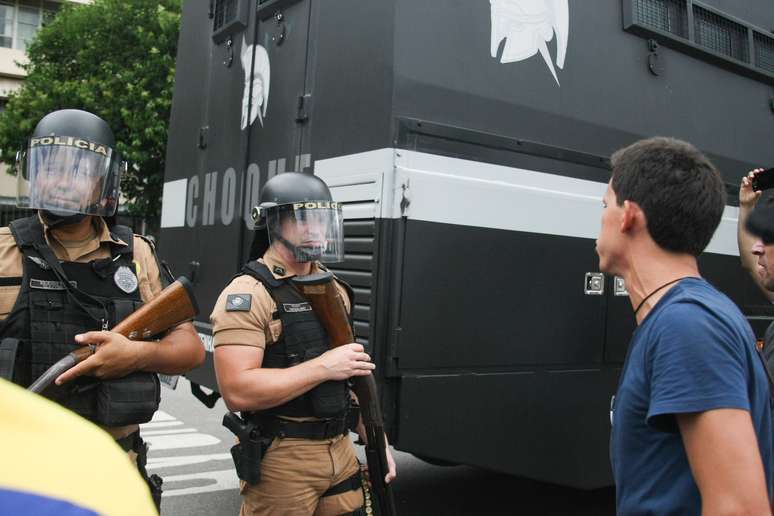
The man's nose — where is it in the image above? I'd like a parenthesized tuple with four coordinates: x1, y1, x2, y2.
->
(47, 167, 75, 181)
(752, 240, 765, 256)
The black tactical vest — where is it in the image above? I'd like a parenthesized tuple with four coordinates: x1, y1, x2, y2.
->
(240, 261, 352, 419)
(0, 215, 159, 425)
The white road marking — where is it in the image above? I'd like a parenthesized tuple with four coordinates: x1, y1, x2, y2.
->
(146, 433, 221, 451)
(148, 410, 176, 422)
(141, 428, 198, 436)
(145, 410, 238, 496)
(161, 469, 240, 497)
(141, 421, 185, 429)
(146, 453, 232, 470)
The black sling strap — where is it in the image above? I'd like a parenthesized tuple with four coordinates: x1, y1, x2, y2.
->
(322, 470, 363, 498)
(30, 241, 107, 326)
(241, 261, 283, 288)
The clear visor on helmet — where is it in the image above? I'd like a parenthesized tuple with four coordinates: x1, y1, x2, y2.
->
(16, 135, 124, 217)
(266, 201, 344, 263)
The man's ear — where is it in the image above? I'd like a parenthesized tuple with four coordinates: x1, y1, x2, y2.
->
(620, 200, 645, 232)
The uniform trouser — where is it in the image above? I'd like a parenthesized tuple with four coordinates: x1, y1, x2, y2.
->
(240, 433, 364, 516)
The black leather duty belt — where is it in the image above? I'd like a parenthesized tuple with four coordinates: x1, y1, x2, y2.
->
(259, 416, 350, 440)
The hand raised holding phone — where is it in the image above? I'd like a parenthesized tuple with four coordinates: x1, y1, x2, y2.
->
(751, 167, 774, 192)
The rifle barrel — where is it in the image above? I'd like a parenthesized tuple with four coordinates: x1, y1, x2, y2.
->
(291, 273, 397, 516)
(27, 348, 90, 394)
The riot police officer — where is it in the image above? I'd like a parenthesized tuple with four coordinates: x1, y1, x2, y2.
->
(212, 172, 396, 516)
(0, 109, 204, 510)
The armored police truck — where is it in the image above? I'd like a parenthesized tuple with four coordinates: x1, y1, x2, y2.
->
(159, 0, 774, 488)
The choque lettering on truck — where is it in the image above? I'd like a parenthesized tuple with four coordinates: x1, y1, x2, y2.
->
(159, 0, 774, 488)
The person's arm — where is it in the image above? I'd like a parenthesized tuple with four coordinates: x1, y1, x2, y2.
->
(214, 342, 374, 412)
(738, 169, 774, 301)
(54, 322, 204, 384)
(54, 237, 205, 384)
(678, 409, 771, 516)
(649, 305, 771, 514)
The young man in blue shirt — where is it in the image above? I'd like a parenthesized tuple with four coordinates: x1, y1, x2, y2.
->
(597, 137, 773, 515)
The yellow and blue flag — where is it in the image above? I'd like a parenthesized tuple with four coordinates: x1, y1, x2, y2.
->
(0, 379, 156, 515)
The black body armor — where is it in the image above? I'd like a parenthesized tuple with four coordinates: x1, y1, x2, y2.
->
(0, 215, 159, 425)
(240, 261, 352, 419)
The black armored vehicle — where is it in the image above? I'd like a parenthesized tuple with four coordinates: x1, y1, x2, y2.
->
(159, 0, 774, 488)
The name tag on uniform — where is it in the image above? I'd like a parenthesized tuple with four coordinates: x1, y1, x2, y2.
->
(282, 302, 312, 313)
(226, 294, 252, 311)
(30, 279, 77, 290)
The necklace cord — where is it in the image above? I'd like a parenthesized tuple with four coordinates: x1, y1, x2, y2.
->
(633, 277, 693, 316)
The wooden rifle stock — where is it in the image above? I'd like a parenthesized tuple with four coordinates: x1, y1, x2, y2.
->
(28, 277, 199, 394)
(291, 272, 397, 516)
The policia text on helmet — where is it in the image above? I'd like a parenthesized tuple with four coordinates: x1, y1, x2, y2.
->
(250, 172, 344, 264)
(15, 109, 127, 228)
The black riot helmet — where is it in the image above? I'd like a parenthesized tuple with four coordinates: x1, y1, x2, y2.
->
(16, 109, 126, 226)
(250, 172, 344, 263)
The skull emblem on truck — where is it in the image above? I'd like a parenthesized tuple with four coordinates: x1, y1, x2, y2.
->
(241, 36, 271, 129)
(490, 0, 569, 86)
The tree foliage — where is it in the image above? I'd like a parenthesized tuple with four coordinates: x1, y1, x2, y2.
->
(0, 0, 181, 221)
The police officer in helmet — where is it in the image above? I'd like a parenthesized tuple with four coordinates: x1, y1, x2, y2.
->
(212, 172, 396, 516)
(0, 109, 205, 510)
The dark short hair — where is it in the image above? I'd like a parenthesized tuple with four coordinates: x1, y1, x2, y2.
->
(611, 137, 725, 256)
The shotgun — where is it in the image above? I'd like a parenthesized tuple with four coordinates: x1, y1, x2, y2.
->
(291, 272, 397, 516)
(28, 277, 199, 394)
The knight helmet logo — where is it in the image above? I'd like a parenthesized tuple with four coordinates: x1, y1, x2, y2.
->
(241, 35, 271, 129)
(490, 0, 570, 86)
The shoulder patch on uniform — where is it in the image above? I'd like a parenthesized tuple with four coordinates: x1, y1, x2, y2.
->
(226, 294, 252, 311)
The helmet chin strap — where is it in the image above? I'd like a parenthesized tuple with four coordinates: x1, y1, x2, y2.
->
(40, 210, 88, 229)
(274, 233, 323, 263)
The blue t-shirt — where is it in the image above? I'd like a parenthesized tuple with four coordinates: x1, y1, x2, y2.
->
(611, 278, 773, 515)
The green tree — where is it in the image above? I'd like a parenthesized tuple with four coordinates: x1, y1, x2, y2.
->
(0, 0, 181, 222)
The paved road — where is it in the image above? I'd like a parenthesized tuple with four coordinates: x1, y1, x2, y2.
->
(149, 377, 615, 516)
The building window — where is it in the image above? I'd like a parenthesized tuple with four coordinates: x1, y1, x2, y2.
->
(0, 4, 14, 48)
(0, 0, 60, 51)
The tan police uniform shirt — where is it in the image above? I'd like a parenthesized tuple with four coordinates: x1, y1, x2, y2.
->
(0, 214, 165, 439)
(210, 248, 350, 350)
